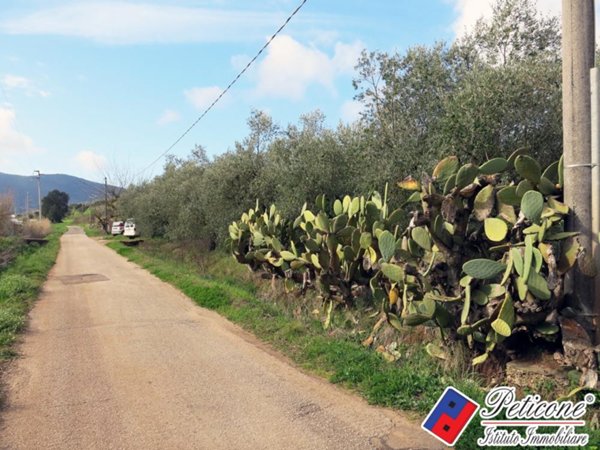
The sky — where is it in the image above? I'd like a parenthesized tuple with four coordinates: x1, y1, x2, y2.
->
(0, 0, 564, 183)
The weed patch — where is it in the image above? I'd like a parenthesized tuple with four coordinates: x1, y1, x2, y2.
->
(0, 224, 65, 359)
(0, 275, 36, 299)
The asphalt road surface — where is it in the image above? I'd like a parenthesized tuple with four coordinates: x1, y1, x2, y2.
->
(0, 227, 442, 449)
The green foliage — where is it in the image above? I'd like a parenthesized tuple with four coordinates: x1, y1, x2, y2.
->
(0, 223, 65, 358)
(382, 152, 584, 365)
(462, 0, 560, 66)
(42, 190, 69, 223)
(118, 113, 367, 244)
(0, 275, 36, 299)
(115, 0, 578, 367)
(353, 0, 561, 171)
(230, 151, 590, 366)
(463, 259, 506, 279)
(228, 190, 403, 304)
(118, 1, 563, 262)
(0, 309, 24, 335)
(228, 201, 292, 276)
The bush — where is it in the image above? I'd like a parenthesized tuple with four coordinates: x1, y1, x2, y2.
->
(70, 208, 93, 225)
(23, 218, 52, 238)
(0, 194, 14, 237)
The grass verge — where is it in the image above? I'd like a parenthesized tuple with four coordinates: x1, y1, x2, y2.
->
(105, 240, 599, 450)
(0, 223, 66, 359)
(82, 223, 104, 237)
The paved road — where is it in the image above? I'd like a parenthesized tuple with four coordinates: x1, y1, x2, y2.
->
(0, 227, 441, 449)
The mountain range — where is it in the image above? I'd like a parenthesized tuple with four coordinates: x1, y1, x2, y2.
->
(0, 172, 108, 214)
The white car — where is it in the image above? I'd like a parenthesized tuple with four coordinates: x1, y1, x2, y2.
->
(124, 219, 139, 238)
(111, 221, 124, 235)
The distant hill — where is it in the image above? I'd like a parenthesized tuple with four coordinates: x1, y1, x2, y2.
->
(0, 172, 110, 214)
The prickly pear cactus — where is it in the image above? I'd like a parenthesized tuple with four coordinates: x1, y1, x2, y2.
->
(228, 151, 594, 367)
(390, 150, 593, 365)
(227, 201, 296, 277)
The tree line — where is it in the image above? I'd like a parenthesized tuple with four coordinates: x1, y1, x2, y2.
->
(117, 0, 562, 247)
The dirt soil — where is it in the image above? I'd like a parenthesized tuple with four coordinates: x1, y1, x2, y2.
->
(0, 227, 442, 449)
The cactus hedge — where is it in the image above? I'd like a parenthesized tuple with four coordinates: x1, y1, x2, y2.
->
(227, 151, 594, 365)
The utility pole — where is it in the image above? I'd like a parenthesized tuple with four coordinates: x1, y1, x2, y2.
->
(562, 0, 596, 341)
(33, 170, 41, 220)
(104, 176, 108, 234)
(592, 68, 600, 345)
(25, 191, 29, 219)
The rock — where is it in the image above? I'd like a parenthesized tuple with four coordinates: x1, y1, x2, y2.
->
(505, 354, 570, 395)
(559, 317, 599, 383)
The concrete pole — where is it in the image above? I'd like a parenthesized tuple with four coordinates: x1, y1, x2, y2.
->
(592, 68, 600, 344)
(104, 176, 109, 234)
(34, 170, 41, 220)
(562, 0, 596, 338)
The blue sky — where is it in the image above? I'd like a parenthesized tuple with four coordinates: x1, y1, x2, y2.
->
(0, 0, 561, 182)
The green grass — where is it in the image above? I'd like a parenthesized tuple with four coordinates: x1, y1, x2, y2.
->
(82, 223, 104, 237)
(0, 223, 66, 359)
(105, 240, 600, 450)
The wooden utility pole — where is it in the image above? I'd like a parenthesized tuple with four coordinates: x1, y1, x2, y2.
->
(562, 0, 596, 341)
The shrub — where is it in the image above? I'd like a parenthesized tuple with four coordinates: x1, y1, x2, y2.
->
(23, 218, 52, 238)
(0, 194, 14, 237)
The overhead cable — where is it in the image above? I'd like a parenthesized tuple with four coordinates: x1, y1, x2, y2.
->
(136, 0, 309, 176)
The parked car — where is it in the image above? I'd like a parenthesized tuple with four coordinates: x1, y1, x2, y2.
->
(111, 220, 124, 235)
(123, 219, 139, 238)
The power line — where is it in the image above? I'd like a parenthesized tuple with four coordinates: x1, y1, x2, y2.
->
(71, 177, 107, 199)
(136, 0, 309, 177)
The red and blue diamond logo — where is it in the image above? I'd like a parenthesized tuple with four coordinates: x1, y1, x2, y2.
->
(421, 386, 480, 446)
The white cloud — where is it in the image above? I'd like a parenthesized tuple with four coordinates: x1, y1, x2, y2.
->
(2, 74, 30, 89)
(254, 35, 364, 100)
(332, 41, 364, 74)
(340, 100, 363, 123)
(0, 106, 42, 169)
(184, 86, 224, 111)
(448, 0, 561, 36)
(156, 109, 181, 126)
(1, 74, 50, 97)
(75, 150, 107, 172)
(230, 54, 251, 72)
(306, 29, 341, 47)
(0, 2, 291, 45)
(448, 0, 492, 35)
